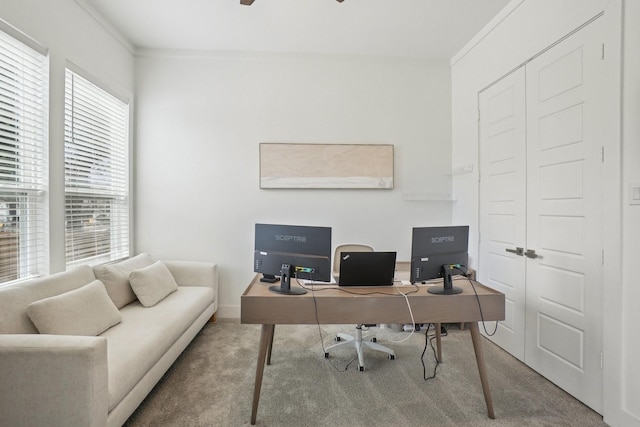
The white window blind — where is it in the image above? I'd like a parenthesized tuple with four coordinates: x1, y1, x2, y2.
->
(64, 69, 129, 267)
(0, 29, 47, 285)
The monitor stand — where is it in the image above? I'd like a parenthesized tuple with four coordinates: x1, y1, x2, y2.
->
(428, 265, 463, 295)
(268, 264, 307, 295)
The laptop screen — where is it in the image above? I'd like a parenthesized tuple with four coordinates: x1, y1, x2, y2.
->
(338, 252, 397, 286)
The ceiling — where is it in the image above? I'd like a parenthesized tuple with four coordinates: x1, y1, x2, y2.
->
(82, 0, 512, 60)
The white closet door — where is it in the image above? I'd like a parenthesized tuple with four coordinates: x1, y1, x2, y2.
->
(525, 19, 604, 412)
(478, 18, 605, 412)
(478, 68, 527, 361)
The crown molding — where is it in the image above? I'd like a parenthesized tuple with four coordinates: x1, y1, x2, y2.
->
(74, 0, 136, 54)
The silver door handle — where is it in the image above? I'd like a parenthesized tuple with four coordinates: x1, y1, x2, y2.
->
(505, 247, 524, 256)
(525, 249, 540, 259)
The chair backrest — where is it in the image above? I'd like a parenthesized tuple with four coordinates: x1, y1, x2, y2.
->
(333, 243, 374, 277)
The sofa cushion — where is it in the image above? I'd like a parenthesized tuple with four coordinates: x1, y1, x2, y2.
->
(93, 253, 154, 308)
(129, 261, 178, 307)
(0, 265, 97, 334)
(26, 280, 122, 336)
(101, 286, 214, 411)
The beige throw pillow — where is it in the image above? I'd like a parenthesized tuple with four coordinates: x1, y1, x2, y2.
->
(129, 261, 178, 307)
(26, 280, 122, 336)
(93, 253, 154, 308)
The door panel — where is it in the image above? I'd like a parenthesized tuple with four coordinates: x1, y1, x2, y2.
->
(478, 19, 604, 413)
(525, 20, 603, 412)
(478, 68, 527, 361)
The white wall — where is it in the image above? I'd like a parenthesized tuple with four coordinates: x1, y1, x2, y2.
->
(451, 0, 639, 425)
(0, 0, 135, 273)
(620, 1, 640, 425)
(134, 52, 454, 317)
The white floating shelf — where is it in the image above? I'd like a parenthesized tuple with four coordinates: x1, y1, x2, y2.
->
(402, 192, 457, 201)
(449, 163, 474, 176)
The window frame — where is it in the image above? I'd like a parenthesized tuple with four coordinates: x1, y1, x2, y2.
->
(0, 25, 48, 286)
(64, 65, 130, 268)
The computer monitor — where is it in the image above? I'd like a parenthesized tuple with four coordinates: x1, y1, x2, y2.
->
(254, 223, 332, 295)
(410, 225, 469, 294)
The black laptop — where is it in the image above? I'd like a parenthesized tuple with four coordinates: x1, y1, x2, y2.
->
(338, 251, 397, 287)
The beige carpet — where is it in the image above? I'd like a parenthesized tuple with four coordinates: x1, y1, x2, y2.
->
(124, 320, 606, 427)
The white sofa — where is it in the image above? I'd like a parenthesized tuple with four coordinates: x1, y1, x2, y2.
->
(0, 253, 217, 427)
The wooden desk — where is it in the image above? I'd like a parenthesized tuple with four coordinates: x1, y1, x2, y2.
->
(241, 275, 505, 425)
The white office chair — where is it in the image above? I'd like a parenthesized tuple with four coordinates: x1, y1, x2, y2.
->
(324, 243, 396, 371)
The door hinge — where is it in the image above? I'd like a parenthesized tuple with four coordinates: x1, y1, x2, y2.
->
(601, 43, 605, 60)
(601, 146, 605, 163)
(601, 249, 605, 265)
(600, 351, 604, 369)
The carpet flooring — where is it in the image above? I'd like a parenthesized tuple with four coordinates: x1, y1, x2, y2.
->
(123, 320, 607, 427)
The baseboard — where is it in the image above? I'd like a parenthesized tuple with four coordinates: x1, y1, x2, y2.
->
(216, 304, 240, 320)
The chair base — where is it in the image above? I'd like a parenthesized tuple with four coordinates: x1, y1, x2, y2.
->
(324, 325, 395, 371)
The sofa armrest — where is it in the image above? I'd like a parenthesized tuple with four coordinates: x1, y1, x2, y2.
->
(164, 261, 218, 313)
(163, 260, 217, 288)
(0, 334, 108, 427)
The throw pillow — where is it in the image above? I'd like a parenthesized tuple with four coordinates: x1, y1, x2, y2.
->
(93, 253, 154, 308)
(26, 280, 122, 336)
(129, 261, 178, 307)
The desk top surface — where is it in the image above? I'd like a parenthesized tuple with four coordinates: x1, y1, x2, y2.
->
(241, 274, 505, 325)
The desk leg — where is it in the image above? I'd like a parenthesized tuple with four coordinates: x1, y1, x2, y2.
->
(267, 325, 275, 365)
(469, 322, 495, 419)
(251, 324, 275, 425)
(435, 323, 442, 362)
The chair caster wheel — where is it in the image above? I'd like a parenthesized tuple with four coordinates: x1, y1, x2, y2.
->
(324, 352, 329, 359)
(371, 337, 377, 343)
(359, 365, 365, 372)
(336, 336, 342, 342)
(388, 354, 395, 360)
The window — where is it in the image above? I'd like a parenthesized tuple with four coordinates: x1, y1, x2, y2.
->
(64, 68, 129, 267)
(0, 29, 47, 285)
